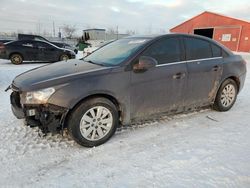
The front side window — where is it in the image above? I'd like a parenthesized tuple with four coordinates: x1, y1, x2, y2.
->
(184, 37, 212, 60)
(142, 37, 182, 64)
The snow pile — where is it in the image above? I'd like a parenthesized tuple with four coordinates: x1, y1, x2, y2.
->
(0, 55, 250, 187)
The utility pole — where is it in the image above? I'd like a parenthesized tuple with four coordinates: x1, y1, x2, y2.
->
(53, 21, 55, 37)
(38, 20, 41, 35)
(58, 27, 62, 39)
(116, 25, 118, 39)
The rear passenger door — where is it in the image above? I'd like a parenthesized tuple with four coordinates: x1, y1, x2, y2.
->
(184, 37, 223, 107)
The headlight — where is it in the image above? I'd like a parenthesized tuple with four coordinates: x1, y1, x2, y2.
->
(21, 87, 55, 104)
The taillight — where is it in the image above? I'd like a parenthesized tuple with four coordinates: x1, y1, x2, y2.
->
(0, 43, 5, 50)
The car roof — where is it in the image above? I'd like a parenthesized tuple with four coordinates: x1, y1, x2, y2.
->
(124, 33, 232, 54)
(124, 34, 162, 39)
(125, 33, 214, 40)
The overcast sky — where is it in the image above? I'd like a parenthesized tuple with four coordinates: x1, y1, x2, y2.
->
(0, 0, 249, 36)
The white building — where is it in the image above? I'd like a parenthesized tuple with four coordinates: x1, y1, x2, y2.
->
(83, 28, 129, 41)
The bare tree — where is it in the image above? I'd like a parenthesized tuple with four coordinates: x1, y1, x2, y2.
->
(126, 30, 136, 35)
(158, 28, 166, 34)
(145, 24, 152, 34)
(62, 24, 76, 39)
(106, 27, 116, 34)
(42, 30, 51, 37)
(10, 32, 17, 37)
(17, 29, 24, 34)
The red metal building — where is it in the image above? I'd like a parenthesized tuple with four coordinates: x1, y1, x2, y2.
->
(170, 11, 250, 52)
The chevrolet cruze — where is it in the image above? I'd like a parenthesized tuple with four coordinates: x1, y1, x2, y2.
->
(8, 34, 247, 147)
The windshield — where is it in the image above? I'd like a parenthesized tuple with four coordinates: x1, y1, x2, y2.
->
(84, 38, 149, 66)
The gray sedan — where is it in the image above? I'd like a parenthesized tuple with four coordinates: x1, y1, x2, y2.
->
(8, 34, 247, 147)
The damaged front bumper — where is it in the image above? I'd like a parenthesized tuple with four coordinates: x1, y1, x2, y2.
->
(10, 91, 69, 133)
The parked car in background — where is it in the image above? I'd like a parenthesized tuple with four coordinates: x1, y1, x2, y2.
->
(18, 34, 78, 54)
(0, 39, 12, 43)
(0, 39, 75, 64)
(0, 34, 78, 54)
(8, 34, 246, 147)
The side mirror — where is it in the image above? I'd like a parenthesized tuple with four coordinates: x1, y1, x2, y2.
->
(133, 56, 157, 73)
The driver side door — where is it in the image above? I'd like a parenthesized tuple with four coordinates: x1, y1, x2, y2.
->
(130, 36, 188, 120)
(34, 41, 58, 62)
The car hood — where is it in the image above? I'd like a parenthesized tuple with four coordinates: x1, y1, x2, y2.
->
(12, 59, 112, 91)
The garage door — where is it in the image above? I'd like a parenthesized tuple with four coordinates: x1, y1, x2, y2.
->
(213, 26, 241, 51)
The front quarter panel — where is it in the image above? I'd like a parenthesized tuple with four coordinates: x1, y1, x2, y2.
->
(48, 67, 130, 123)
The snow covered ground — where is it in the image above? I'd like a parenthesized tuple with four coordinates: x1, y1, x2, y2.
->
(0, 54, 250, 187)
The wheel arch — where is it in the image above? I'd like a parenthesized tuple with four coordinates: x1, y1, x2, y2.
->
(9, 52, 24, 60)
(213, 76, 239, 111)
(220, 76, 240, 93)
(212, 75, 240, 104)
(64, 93, 123, 128)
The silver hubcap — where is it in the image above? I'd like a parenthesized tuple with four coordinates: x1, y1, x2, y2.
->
(220, 84, 236, 107)
(80, 106, 113, 141)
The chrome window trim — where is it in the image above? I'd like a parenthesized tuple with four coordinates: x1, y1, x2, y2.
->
(156, 57, 223, 67)
(156, 61, 186, 67)
(186, 57, 223, 63)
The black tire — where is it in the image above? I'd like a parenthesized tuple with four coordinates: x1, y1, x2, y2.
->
(59, 54, 69, 61)
(67, 97, 119, 147)
(10, 53, 23, 65)
(213, 78, 238, 111)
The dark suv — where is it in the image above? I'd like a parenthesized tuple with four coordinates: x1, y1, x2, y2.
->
(8, 34, 247, 147)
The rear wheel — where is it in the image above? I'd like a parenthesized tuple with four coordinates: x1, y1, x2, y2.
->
(59, 54, 69, 61)
(213, 79, 238, 111)
(67, 97, 119, 147)
(10, 53, 23, 65)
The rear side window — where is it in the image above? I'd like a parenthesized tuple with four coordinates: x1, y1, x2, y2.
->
(142, 37, 182, 64)
(184, 37, 212, 60)
(211, 43, 222, 57)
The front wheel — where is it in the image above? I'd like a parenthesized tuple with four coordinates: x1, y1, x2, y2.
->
(59, 54, 69, 61)
(213, 79, 238, 111)
(67, 97, 119, 147)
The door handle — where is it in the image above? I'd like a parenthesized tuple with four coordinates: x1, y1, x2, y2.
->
(212, 65, 219, 71)
(173, 72, 185, 79)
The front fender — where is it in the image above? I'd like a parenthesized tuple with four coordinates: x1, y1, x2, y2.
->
(48, 70, 131, 125)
